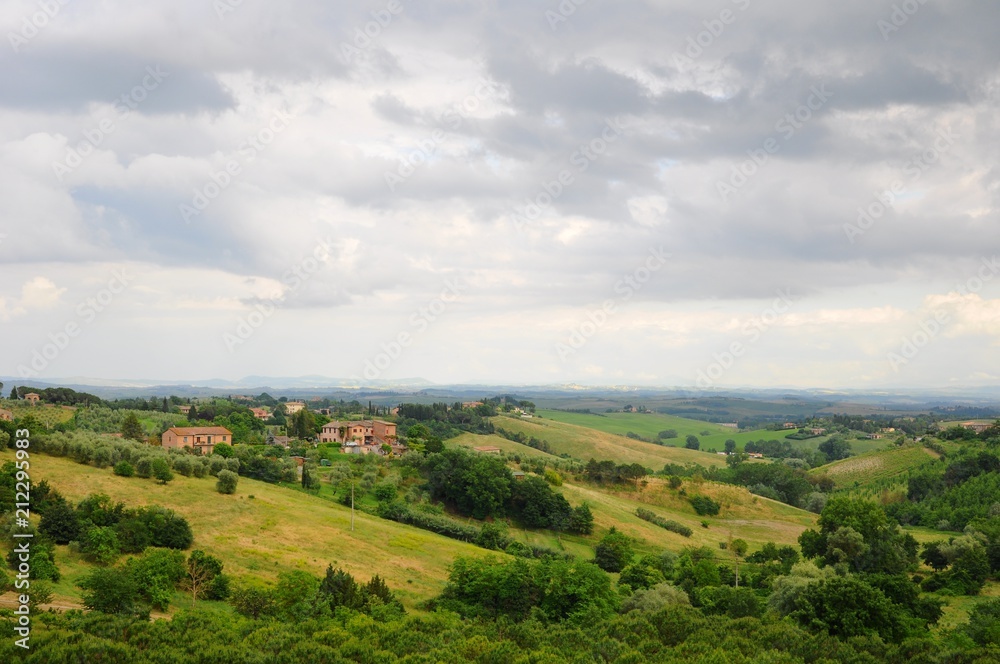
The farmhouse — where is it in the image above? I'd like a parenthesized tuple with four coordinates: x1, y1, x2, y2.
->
(24, 392, 40, 404)
(284, 401, 306, 414)
(0, 409, 12, 422)
(177, 405, 192, 415)
(719, 423, 739, 429)
(250, 407, 270, 420)
(473, 446, 502, 454)
(319, 420, 397, 445)
(162, 426, 232, 455)
(867, 433, 884, 440)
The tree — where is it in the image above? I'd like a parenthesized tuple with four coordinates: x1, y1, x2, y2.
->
(966, 597, 1000, 646)
(819, 437, 852, 462)
(569, 503, 594, 535)
(685, 435, 700, 450)
(216, 470, 238, 494)
(730, 538, 748, 587)
(121, 412, 144, 442)
(183, 550, 224, 604)
(78, 568, 144, 617)
(39, 497, 80, 545)
(151, 457, 174, 484)
(81, 526, 121, 566)
(594, 527, 634, 573)
(724, 439, 737, 455)
(790, 576, 912, 643)
(10, 386, 17, 399)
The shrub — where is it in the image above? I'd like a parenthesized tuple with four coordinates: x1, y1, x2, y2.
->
(209, 457, 227, 476)
(135, 457, 153, 478)
(689, 496, 721, 516)
(152, 458, 174, 484)
(594, 527, 634, 573)
(635, 508, 693, 537)
(216, 470, 239, 495)
(172, 456, 193, 477)
(113, 461, 135, 477)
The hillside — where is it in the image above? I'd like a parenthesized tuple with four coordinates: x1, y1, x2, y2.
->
(811, 444, 938, 491)
(0, 449, 491, 611)
(490, 414, 732, 469)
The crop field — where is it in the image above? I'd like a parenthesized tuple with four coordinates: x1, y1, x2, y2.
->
(811, 444, 938, 491)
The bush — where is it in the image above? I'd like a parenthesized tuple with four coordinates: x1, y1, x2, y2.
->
(372, 481, 397, 502)
(594, 527, 634, 573)
(173, 456, 193, 477)
(152, 457, 173, 484)
(216, 470, 239, 495)
(689, 496, 721, 516)
(209, 457, 227, 476)
(135, 457, 153, 478)
(78, 568, 147, 618)
(635, 508, 693, 537)
(113, 461, 135, 477)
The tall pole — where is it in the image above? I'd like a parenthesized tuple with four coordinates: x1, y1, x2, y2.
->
(351, 481, 355, 532)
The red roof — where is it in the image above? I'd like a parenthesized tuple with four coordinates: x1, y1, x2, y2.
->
(166, 427, 232, 436)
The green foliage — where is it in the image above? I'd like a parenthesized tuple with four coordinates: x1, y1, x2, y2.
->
(438, 555, 618, 623)
(113, 460, 135, 477)
(635, 507, 693, 537)
(216, 469, 238, 494)
(798, 496, 917, 574)
(124, 548, 186, 611)
(78, 567, 147, 618)
(689, 495, 720, 516)
(569, 503, 594, 535)
(685, 434, 700, 450)
(39, 496, 80, 544)
(80, 525, 121, 566)
(790, 576, 919, 643)
(594, 527, 634, 573)
(966, 597, 1000, 646)
(425, 447, 512, 519)
(151, 457, 174, 484)
(619, 558, 665, 591)
(120, 412, 144, 441)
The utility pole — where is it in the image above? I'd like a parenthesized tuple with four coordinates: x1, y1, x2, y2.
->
(351, 481, 355, 532)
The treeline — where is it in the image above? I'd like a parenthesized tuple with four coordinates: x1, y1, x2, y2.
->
(396, 402, 495, 439)
(583, 458, 649, 484)
(6, 386, 104, 406)
(494, 426, 553, 453)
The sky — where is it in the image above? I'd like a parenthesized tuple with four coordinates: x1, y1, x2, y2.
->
(1, 0, 998, 389)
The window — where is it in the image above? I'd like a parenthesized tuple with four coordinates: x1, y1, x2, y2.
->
(183, 436, 188, 443)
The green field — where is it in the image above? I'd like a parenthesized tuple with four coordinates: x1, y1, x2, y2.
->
(492, 414, 731, 469)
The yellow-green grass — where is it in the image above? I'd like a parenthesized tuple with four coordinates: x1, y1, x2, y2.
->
(934, 581, 1000, 634)
(810, 445, 937, 490)
(490, 415, 730, 469)
(450, 432, 563, 460)
(0, 450, 494, 611)
(502, 475, 817, 563)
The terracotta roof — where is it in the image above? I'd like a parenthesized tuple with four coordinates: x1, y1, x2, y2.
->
(166, 426, 233, 435)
